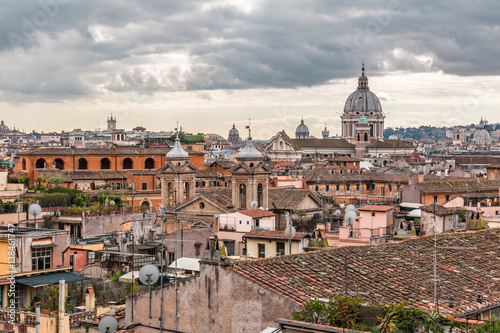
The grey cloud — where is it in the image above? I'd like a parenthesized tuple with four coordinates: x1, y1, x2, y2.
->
(0, 0, 499, 101)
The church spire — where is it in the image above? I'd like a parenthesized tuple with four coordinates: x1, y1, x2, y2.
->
(358, 63, 369, 90)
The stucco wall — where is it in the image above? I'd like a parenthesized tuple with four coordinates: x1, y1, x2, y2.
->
(125, 263, 300, 332)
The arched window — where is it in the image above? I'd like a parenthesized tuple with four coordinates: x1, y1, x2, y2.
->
(21, 159, 26, 170)
(77, 158, 88, 170)
(257, 183, 263, 208)
(167, 182, 174, 205)
(35, 158, 46, 169)
(184, 182, 190, 201)
(144, 158, 155, 169)
(357, 133, 360, 141)
(123, 158, 133, 169)
(140, 200, 150, 212)
(54, 158, 64, 170)
(239, 184, 246, 209)
(364, 132, 368, 141)
(100, 158, 111, 170)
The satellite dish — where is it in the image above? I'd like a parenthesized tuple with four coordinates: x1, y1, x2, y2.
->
(29, 204, 42, 217)
(98, 315, 118, 333)
(344, 211, 357, 225)
(139, 264, 160, 285)
(284, 226, 296, 239)
(334, 210, 341, 217)
(250, 201, 258, 209)
(345, 204, 356, 213)
(109, 200, 115, 206)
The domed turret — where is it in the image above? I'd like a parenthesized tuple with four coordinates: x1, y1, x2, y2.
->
(166, 134, 189, 159)
(295, 118, 310, 139)
(359, 115, 368, 123)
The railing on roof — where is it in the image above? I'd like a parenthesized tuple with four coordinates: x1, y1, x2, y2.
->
(69, 310, 96, 327)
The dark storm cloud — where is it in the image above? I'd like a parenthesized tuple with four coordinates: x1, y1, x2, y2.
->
(0, 0, 498, 100)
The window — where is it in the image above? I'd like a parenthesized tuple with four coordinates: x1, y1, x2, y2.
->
(100, 158, 111, 170)
(490, 307, 500, 318)
(247, 221, 249, 225)
(123, 158, 133, 169)
(77, 158, 88, 170)
(389, 184, 393, 191)
(223, 240, 235, 256)
(168, 252, 175, 265)
(36, 158, 47, 169)
(356, 184, 360, 191)
(142, 182, 148, 191)
(255, 218, 260, 229)
(315, 185, 319, 192)
(381, 187, 385, 196)
(54, 158, 64, 170)
(277, 242, 285, 256)
(199, 202, 205, 209)
(397, 185, 401, 191)
(258, 244, 266, 258)
(326, 185, 329, 192)
(445, 195, 450, 202)
(336, 185, 340, 192)
(32, 247, 52, 270)
(346, 185, 350, 191)
(434, 196, 438, 203)
(144, 158, 155, 169)
(372, 184, 375, 190)
(239, 220, 242, 225)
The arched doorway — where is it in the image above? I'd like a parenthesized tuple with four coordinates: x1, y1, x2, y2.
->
(140, 200, 151, 212)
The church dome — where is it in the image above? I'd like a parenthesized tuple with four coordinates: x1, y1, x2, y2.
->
(295, 119, 310, 139)
(0, 120, 10, 133)
(358, 116, 368, 123)
(473, 119, 491, 143)
(343, 65, 382, 114)
(228, 124, 241, 142)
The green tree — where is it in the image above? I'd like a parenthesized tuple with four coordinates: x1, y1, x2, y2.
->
(48, 175, 64, 187)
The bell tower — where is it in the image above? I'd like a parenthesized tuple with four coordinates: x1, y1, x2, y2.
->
(107, 114, 117, 131)
(230, 122, 271, 210)
(157, 134, 197, 207)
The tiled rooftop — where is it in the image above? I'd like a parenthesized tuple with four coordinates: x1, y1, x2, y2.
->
(229, 229, 500, 317)
(243, 229, 308, 241)
(414, 180, 500, 193)
(238, 209, 276, 218)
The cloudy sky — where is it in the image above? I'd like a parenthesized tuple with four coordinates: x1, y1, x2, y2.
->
(1, 0, 499, 139)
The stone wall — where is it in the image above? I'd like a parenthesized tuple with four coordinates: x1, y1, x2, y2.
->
(125, 262, 300, 332)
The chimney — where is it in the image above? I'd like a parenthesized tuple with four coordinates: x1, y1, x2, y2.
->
(85, 287, 95, 311)
(418, 172, 424, 183)
(109, 301, 117, 316)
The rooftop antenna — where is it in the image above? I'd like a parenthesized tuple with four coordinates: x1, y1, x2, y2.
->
(245, 118, 251, 140)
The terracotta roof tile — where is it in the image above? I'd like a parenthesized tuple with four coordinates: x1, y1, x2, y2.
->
(238, 209, 276, 218)
(229, 229, 500, 317)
